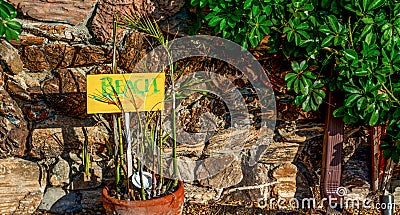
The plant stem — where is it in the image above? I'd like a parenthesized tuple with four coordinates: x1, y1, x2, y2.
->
(381, 82, 400, 106)
(112, 16, 118, 74)
(124, 112, 132, 193)
(113, 115, 121, 195)
(138, 159, 146, 200)
(82, 127, 90, 178)
(117, 117, 125, 169)
(164, 44, 179, 187)
(111, 16, 122, 197)
(151, 112, 160, 197)
(348, 16, 354, 48)
(157, 114, 164, 195)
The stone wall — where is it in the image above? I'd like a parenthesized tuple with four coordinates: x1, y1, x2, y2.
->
(0, 0, 372, 213)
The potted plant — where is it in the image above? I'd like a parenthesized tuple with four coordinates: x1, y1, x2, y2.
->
(191, 0, 400, 213)
(87, 15, 190, 215)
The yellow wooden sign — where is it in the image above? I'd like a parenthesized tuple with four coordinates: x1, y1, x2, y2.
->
(86, 73, 165, 114)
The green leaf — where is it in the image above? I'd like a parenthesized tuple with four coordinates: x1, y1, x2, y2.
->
(244, 0, 252, 9)
(313, 80, 324, 88)
(0, 4, 11, 20)
(248, 34, 259, 48)
(362, 18, 374, 24)
(309, 16, 319, 27)
(222, 30, 231, 38)
(302, 96, 311, 112)
(300, 76, 310, 95)
(309, 95, 318, 111)
(252, 5, 260, 17)
(365, 32, 374, 44)
(345, 3, 359, 12)
(303, 71, 316, 79)
(284, 73, 297, 82)
(383, 149, 392, 159)
(319, 25, 331, 34)
(297, 30, 310, 40)
(264, 5, 272, 16)
(368, 0, 385, 11)
(376, 93, 388, 101)
(321, 35, 334, 47)
(287, 31, 294, 42)
(343, 84, 361, 93)
(294, 95, 305, 105)
(208, 16, 222, 27)
(6, 20, 21, 31)
(333, 106, 345, 117)
(321, 0, 330, 8)
(381, 23, 391, 32)
(345, 94, 361, 107)
(294, 78, 300, 94)
(362, 0, 370, 11)
(314, 89, 326, 98)
(343, 49, 358, 60)
(327, 15, 339, 32)
(296, 23, 310, 30)
(312, 92, 323, 106)
(357, 97, 367, 110)
(365, 104, 375, 113)
(294, 34, 301, 45)
(360, 25, 373, 39)
(303, 4, 314, 11)
(2, 1, 16, 18)
(392, 150, 400, 163)
(227, 18, 236, 28)
(286, 76, 296, 90)
(220, 19, 227, 30)
(205, 11, 217, 21)
(380, 101, 389, 111)
(190, 0, 200, 6)
(299, 60, 307, 70)
(380, 141, 391, 150)
(4, 28, 18, 41)
(394, 109, 400, 118)
(200, 0, 207, 7)
(260, 25, 270, 35)
(369, 108, 379, 126)
(283, 27, 292, 34)
(291, 61, 300, 72)
(354, 69, 368, 76)
(0, 22, 5, 36)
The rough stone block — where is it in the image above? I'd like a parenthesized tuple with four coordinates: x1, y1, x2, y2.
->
(9, 0, 97, 25)
(0, 40, 23, 75)
(272, 163, 298, 199)
(259, 141, 300, 164)
(50, 157, 71, 187)
(0, 158, 45, 214)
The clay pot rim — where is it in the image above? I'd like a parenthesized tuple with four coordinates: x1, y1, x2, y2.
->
(102, 180, 184, 207)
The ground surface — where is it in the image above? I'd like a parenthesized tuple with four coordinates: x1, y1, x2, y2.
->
(33, 202, 400, 214)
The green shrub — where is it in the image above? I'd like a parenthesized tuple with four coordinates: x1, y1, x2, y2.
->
(192, 0, 400, 162)
(0, 0, 21, 41)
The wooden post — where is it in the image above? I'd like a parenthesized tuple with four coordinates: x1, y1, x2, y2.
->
(370, 126, 381, 191)
(321, 90, 344, 203)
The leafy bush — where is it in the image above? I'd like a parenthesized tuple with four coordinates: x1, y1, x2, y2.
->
(192, 0, 400, 162)
(0, 0, 21, 41)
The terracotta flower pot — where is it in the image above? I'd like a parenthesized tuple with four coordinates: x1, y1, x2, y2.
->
(102, 181, 185, 215)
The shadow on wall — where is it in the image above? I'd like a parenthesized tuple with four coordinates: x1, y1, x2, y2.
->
(29, 91, 113, 213)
